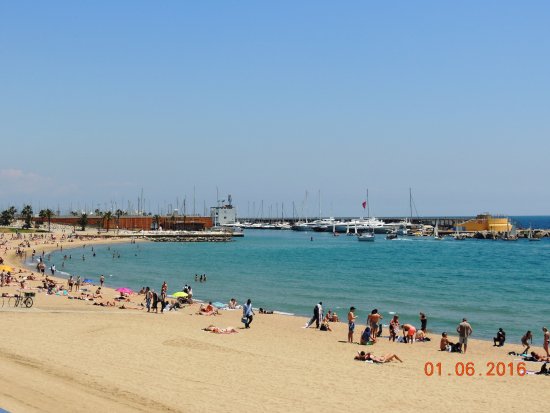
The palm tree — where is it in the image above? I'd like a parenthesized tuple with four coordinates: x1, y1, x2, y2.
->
(114, 209, 124, 232)
(152, 214, 161, 231)
(39, 209, 54, 231)
(102, 211, 113, 232)
(78, 213, 88, 231)
(21, 205, 33, 228)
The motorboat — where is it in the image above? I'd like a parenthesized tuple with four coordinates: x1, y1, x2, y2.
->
(357, 231, 375, 242)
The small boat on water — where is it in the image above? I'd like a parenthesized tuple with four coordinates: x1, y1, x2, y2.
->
(386, 232, 398, 240)
(357, 231, 375, 242)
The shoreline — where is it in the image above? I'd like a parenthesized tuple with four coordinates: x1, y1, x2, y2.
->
(2, 234, 543, 348)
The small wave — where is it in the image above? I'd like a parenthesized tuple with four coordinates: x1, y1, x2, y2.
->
(57, 271, 71, 276)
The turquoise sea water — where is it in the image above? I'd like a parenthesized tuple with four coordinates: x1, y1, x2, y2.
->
(32, 217, 550, 344)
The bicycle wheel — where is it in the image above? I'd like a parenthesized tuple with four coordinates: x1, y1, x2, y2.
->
(14, 296, 21, 307)
(24, 297, 33, 308)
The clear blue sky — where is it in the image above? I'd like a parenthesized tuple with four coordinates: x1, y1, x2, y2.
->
(1, 1, 549, 217)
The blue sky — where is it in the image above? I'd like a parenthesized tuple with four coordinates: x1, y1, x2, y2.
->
(1, 1, 549, 216)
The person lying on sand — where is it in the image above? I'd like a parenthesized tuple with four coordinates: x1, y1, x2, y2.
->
(202, 325, 238, 334)
(527, 352, 550, 362)
(354, 351, 403, 363)
(93, 301, 115, 307)
(259, 308, 273, 314)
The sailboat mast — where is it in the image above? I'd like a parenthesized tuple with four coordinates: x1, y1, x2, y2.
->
(318, 189, 321, 220)
(409, 188, 412, 220)
(367, 189, 370, 218)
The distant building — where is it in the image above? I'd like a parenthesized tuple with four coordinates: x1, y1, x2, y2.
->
(456, 214, 512, 233)
(211, 195, 237, 226)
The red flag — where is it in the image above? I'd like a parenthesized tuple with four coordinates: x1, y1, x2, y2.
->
(362, 201, 367, 209)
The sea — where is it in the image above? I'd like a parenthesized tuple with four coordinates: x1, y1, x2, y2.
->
(29, 216, 550, 342)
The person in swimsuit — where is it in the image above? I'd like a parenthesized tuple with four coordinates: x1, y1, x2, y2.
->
(543, 327, 550, 357)
(402, 324, 416, 343)
(389, 315, 400, 342)
(419, 312, 427, 333)
(531, 351, 550, 362)
(354, 351, 403, 363)
(367, 309, 382, 343)
(348, 306, 357, 343)
(440, 332, 453, 351)
(521, 330, 533, 354)
(456, 318, 473, 354)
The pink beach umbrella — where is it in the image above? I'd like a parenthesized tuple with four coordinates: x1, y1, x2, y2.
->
(115, 287, 133, 294)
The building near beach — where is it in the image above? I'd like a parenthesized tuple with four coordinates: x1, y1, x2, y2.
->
(456, 214, 512, 233)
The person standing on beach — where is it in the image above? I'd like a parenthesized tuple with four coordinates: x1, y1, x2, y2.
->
(243, 299, 254, 328)
(75, 275, 81, 292)
(389, 315, 400, 342)
(145, 287, 151, 312)
(100, 274, 105, 287)
(367, 309, 382, 342)
(420, 313, 427, 333)
(456, 318, 473, 354)
(543, 327, 550, 357)
(521, 330, 533, 354)
(68, 275, 74, 292)
(151, 290, 159, 313)
(160, 282, 167, 313)
(348, 307, 357, 343)
(305, 302, 323, 328)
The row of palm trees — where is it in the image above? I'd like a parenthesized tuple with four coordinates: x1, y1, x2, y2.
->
(0, 205, 54, 231)
(0, 205, 129, 232)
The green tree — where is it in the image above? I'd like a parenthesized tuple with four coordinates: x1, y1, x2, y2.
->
(102, 211, 113, 232)
(114, 209, 125, 231)
(152, 214, 161, 230)
(21, 205, 33, 228)
(38, 209, 54, 231)
(0, 206, 17, 225)
(78, 213, 88, 231)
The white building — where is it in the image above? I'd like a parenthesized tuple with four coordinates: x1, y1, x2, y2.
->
(210, 195, 237, 226)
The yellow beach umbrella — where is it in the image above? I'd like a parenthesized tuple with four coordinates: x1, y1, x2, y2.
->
(172, 291, 188, 298)
(0, 265, 14, 272)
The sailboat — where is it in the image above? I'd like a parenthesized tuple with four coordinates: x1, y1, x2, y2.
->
(357, 189, 375, 242)
(528, 226, 540, 241)
(453, 224, 466, 240)
(433, 219, 442, 240)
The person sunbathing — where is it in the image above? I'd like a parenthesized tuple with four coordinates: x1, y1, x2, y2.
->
(528, 352, 550, 362)
(203, 325, 238, 334)
(93, 301, 115, 307)
(198, 302, 219, 315)
(354, 351, 403, 363)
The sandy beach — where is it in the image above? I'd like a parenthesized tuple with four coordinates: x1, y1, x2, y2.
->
(1, 229, 548, 413)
